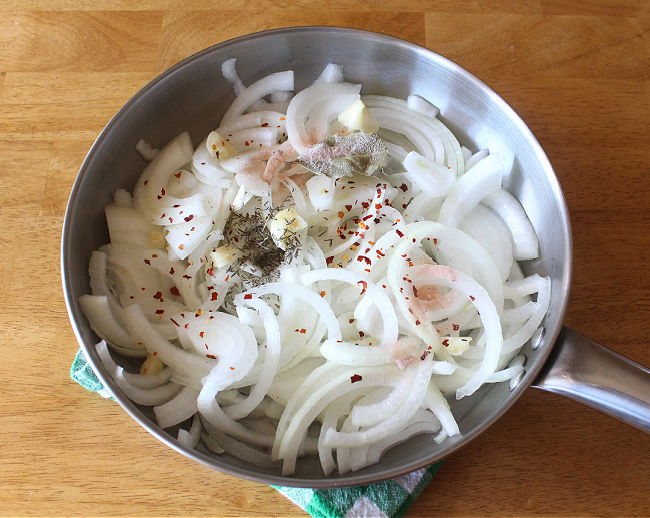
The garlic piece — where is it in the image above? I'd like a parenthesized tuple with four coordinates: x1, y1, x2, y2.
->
(337, 100, 379, 133)
(268, 208, 307, 250)
(210, 245, 241, 268)
(206, 131, 237, 160)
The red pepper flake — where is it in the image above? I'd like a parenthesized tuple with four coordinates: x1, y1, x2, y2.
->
(229, 366, 235, 370)
(261, 122, 269, 127)
(244, 294, 253, 300)
(161, 188, 165, 196)
(413, 286, 419, 297)
(299, 328, 307, 334)
(143, 180, 148, 186)
(224, 274, 230, 282)
(349, 318, 355, 323)
(344, 204, 352, 212)
(143, 259, 151, 265)
(433, 238, 438, 244)
(442, 339, 450, 347)
(184, 323, 189, 329)
(129, 295, 134, 299)
(320, 290, 326, 297)
(152, 253, 158, 258)
(178, 244, 184, 250)
(420, 350, 430, 360)
(359, 331, 365, 337)
(206, 354, 217, 359)
(326, 256, 334, 265)
(169, 217, 173, 223)
(184, 214, 194, 222)
(470, 295, 475, 301)
(361, 201, 369, 209)
(200, 331, 204, 338)
(206, 267, 214, 276)
(415, 319, 421, 325)
(382, 284, 386, 289)
(374, 203, 382, 210)
(155, 309, 164, 314)
(376, 250, 385, 257)
(350, 374, 363, 383)
(453, 323, 460, 331)
(233, 236, 239, 243)
(338, 211, 344, 219)
(357, 280, 367, 295)
(211, 292, 219, 301)
(174, 172, 182, 179)
(396, 229, 404, 238)
(400, 183, 408, 192)
(153, 291, 163, 300)
(245, 141, 250, 146)
(182, 274, 191, 279)
(362, 214, 373, 221)
(170, 318, 180, 327)
(153, 351, 157, 356)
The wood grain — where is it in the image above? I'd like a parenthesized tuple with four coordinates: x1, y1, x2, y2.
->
(0, 2, 648, 517)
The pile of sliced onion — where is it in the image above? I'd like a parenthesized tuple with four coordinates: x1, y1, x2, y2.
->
(81, 60, 550, 476)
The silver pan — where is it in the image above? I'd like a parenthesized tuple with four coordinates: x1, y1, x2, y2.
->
(61, 27, 650, 488)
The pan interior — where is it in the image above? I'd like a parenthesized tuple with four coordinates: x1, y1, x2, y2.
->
(62, 27, 571, 487)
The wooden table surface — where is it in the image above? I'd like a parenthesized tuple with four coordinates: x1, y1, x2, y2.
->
(1, 1, 648, 516)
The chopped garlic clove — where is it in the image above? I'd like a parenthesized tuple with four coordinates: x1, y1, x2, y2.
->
(337, 100, 379, 133)
(206, 130, 237, 160)
(210, 245, 241, 269)
(443, 336, 472, 356)
(140, 353, 164, 375)
(268, 208, 307, 250)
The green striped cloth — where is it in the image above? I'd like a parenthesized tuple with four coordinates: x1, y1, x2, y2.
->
(71, 349, 440, 518)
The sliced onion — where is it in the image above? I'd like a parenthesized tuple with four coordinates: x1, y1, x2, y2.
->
(403, 151, 455, 197)
(482, 188, 540, 260)
(221, 71, 294, 124)
(154, 386, 200, 428)
(438, 153, 504, 228)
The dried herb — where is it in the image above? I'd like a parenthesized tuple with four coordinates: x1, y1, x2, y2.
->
(297, 133, 403, 178)
(220, 204, 301, 286)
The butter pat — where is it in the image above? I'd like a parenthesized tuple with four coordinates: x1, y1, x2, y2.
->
(337, 100, 379, 133)
(210, 245, 241, 268)
(206, 130, 237, 160)
(269, 208, 307, 250)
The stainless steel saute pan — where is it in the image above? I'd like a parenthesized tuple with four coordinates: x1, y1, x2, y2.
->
(61, 27, 650, 488)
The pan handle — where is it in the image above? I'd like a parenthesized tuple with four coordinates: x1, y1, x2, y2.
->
(532, 326, 650, 433)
